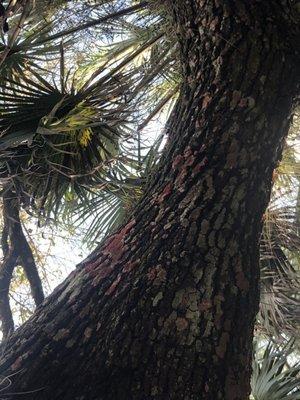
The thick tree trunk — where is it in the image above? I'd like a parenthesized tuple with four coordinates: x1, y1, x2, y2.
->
(0, 1, 299, 399)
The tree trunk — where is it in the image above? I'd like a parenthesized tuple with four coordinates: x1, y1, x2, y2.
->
(0, 189, 44, 339)
(0, 1, 299, 399)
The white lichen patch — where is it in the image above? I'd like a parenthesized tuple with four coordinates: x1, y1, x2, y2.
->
(153, 292, 163, 307)
(84, 327, 93, 341)
(53, 328, 69, 341)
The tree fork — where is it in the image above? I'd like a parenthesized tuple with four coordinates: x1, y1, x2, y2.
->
(0, 1, 299, 399)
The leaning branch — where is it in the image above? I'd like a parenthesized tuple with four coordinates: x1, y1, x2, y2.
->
(0, 249, 17, 339)
(0, 188, 44, 339)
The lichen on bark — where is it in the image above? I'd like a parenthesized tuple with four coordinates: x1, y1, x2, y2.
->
(0, 1, 299, 400)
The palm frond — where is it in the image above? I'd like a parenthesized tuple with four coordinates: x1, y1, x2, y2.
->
(63, 133, 165, 248)
(258, 120, 300, 338)
(0, 19, 68, 82)
(251, 340, 300, 400)
(0, 54, 133, 218)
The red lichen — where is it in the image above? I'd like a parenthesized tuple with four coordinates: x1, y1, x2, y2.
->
(175, 317, 189, 331)
(123, 260, 138, 273)
(199, 300, 212, 312)
(93, 265, 114, 283)
(175, 168, 187, 187)
(86, 220, 135, 286)
(183, 146, 193, 158)
(11, 356, 22, 371)
(272, 169, 278, 182)
(147, 267, 158, 281)
(157, 182, 173, 203)
(103, 219, 136, 263)
(147, 265, 167, 284)
(185, 153, 196, 167)
(86, 259, 103, 274)
(192, 156, 208, 175)
(210, 17, 219, 31)
(172, 155, 185, 170)
(105, 274, 122, 296)
(202, 93, 212, 109)
(238, 97, 248, 107)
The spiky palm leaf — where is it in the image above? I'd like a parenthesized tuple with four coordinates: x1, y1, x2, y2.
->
(76, 1, 180, 126)
(259, 207, 300, 338)
(0, 0, 179, 223)
(0, 20, 63, 82)
(251, 340, 300, 400)
(64, 133, 165, 248)
(255, 108, 300, 338)
(0, 54, 133, 218)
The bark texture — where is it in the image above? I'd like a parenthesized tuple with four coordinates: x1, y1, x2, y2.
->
(0, 1, 299, 399)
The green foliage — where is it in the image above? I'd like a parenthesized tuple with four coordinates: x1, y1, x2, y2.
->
(66, 133, 165, 247)
(0, 49, 132, 218)
(258, 115, 300, 339)
(0, 0, 178, 222)
(259, 206, 300, 338)
(251, 341, 300, 399)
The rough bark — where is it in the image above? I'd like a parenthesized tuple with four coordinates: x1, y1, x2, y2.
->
(0, 1, 299, 399)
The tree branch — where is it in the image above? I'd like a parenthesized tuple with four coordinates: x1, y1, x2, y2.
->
(0, 249, 17, 339)
(5, 190, 44, 307)
(0, 188, 44, 338)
